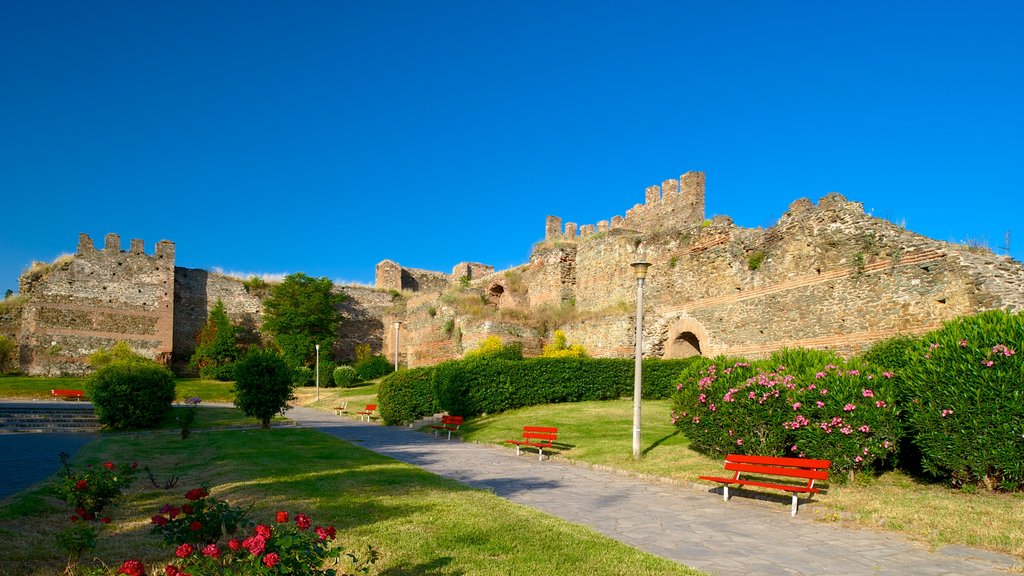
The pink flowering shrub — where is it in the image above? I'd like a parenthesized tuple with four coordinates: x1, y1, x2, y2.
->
(671, 348, 900, 479)
(901, 310, 1024, 491)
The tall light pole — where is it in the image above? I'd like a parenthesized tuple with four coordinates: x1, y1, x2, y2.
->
(630, 260, 650, 460)
(314, 343, 320, 402)
(393, 321, 401, 372)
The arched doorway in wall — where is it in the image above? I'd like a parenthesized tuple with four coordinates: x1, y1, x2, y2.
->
(662, 317, 710, 359)
(486, 283, 505, 307)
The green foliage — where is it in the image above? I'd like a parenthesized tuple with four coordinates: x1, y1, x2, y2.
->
(150, 487, 250, 546)
(427, 305, 437, 317)
(55, 459, 138, 521)
(0, 334, 16, 374)
(901, 310, 1024, 490)
(86, 361, 176, 429)
(332, 365, 357, 388)
(377, 367, 441, 425)
(671, 353, 900, 479)
(354, 343, 372, 363)
(293, 365, 314, 386)
(354, 354, 394, 381)
(261, 273, 345, 369)
(232, 349, 295, 429)
(188, 299, 239, 380)
(463, 336, 523, 360)
(541, 330, 587, 358)
(242, 275, 269, 297)
(747, 251, 765, 271)
(87, 341, 151, 369)
(852, 252, 866, 274)
(442, 318, 455, 337)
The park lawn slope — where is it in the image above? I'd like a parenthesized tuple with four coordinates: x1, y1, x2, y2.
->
(0, 427, 705, 576)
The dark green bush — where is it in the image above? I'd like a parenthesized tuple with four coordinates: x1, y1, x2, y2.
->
(354, 355, 394, 381)
(200, 362, 236, 381)
(333, 365, 357, 388)
(901, 310, 1024, 491)
(378, 367, 440, 425)
(317, 360, 338, 388)
(293, 366, 314, 386)
(86, 361, 176, 429)
(232, 349, 295, 429)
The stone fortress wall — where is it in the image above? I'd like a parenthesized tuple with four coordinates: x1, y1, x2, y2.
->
(10, 169, 1024, 374)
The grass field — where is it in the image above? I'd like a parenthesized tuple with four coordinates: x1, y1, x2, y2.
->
(0, 425, 706, 576)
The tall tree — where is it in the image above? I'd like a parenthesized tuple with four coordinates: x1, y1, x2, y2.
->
(262, 273, 345, 369)
(188, 299, 239, 379)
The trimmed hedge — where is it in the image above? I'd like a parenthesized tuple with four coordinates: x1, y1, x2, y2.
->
(354, 355, 394, 381)
(377, 367, 440, 425)
(86, 361, 176, 429)
(376, 356, 698, 424)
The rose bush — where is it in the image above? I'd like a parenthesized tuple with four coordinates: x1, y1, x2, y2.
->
(150, 488, 250, 546)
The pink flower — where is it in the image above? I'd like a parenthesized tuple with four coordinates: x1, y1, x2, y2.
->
(959, 339, 968, 348)
(883, 440, 892, 449)
(709, 403, 717, 412)
(202, 543, 221, 558)
(316, 526, 330, 540)
(858, 425, 871, 433)
(698, 393, 707, 403)
(692, 416, 700, 424)
(816, 400, 825, 408)
(875, 400, 887, 408)
(929, 343, 941, 351)
(736, 439, 743, 446)
(840, 426, 853, 435)
(815, 371, 827, 379)
(820, 389, 829, 395)
(175, 543, 193, 559)
(263, 553, 281, 568)
(243, 535, 266, 555)
(843, 403, 856, 412)
(993, 344, 1016, 357)
(847, 369, 860, 376)
(862, 389, 874, 397)
(296, 514, 312, 530)
(255, 524, 272, 539)
(792, 402, 801, 410)
(941, 409, 954, 417)
(982, 360, 994, 367)
(882, 371, 893, 379)
(855, 456, 863, 463)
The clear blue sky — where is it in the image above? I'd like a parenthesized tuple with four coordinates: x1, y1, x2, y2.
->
(2, 1, 1021, 294)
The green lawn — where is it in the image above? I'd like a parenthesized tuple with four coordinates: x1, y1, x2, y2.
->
(0, 426, 706, 576)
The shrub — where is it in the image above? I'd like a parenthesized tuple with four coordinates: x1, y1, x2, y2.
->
(747, 251, 765, 271)
(354, 343, 372, 363)
(150, 487, 249, 546)
(0, 335, 16, 374)
(86, 361, 176, 429)
(293, 366, 314, 387)
(541, 330, 587, 358)
(332, 365, 357, 388)
(463, 336, 523, 360)
(353, 355, 394, 381)
(87, 341, 151, 369)
(201, 362, 236, 381)
(318, 360, 338, 388)
(901, 310, 1024, 490)
(378, 367, 440, 425)
(233, 349, 295, 429)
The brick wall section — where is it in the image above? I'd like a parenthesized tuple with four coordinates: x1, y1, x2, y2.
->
(18, 233, 175, 375)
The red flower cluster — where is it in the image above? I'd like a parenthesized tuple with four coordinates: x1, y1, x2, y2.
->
(117, 559, 145, 576)
(184, 488, 209, 501)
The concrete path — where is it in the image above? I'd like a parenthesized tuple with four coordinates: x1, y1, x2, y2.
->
(285, 406, 1020, 576)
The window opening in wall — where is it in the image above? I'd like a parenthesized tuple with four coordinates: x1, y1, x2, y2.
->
(667, 331, 702, 358)
(487, 284, 505, 307)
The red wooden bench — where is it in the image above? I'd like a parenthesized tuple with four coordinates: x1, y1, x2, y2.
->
(427, 415, 464, 440)
(51, 389, 86, 401)
(355, 404, 378, 422)
(699, 454, 831, 516)
(505, 426, 558, 461)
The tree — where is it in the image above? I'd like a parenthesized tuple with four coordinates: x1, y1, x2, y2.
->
(262, 273, 345, 369)
(232, 349, 295, 429)
(188, 299, 239, 380)
(87, 360, 176, 429)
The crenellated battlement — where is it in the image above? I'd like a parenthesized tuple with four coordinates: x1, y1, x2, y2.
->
(77, 233, 175, 259)
(545, 170, 706, 241)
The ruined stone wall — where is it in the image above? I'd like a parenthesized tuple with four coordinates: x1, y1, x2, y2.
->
(18, 233, 175, 375)
(172, 268, 264, 363)
(337, 286, 394, 362)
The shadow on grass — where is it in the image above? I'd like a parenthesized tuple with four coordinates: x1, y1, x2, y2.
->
(642, 429, 680, 457)
(378, 556, 462, 576)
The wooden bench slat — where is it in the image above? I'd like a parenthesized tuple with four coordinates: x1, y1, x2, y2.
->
(724, 461, 830, 481)
(726, 454, 832, 469)
(699, 476, 822, 494)
(700, 453, 831, 516)
(505, 426, 558, 461)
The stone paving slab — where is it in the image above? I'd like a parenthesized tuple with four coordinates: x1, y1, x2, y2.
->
(285, 406, 1021, 576)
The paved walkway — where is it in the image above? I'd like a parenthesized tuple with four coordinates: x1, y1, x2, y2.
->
(285, 406, 1020, 576)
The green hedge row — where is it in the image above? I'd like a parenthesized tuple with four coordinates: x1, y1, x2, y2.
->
(377, 356, 698, 425)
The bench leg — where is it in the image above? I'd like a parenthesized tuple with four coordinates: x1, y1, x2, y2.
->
(791, 494, 798, 516)
(515, 445, 521, 456)
(446, 430, 452, 440)
(538, 448, 543, 462)
(723, 485, 730, 501)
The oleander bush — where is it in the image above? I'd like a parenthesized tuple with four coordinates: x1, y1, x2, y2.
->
(86, 360, 176, 429)
(900, 310, 1024, 491)
(378, 367, 440, 425)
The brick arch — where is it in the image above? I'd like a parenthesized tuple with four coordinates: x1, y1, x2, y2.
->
(663, 317, 710, 359)
(486, 282, 505, 307)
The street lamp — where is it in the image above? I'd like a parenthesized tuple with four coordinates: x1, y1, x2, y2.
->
(393, 321, 401, 372)
(630, 260, 651, 459)
(315, 343, 320, 402)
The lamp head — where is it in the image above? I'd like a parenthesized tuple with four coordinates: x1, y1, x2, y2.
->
(630, 260, 651, 279)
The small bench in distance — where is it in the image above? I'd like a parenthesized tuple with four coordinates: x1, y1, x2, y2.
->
(355, 404, 378, 422)
(699, 453, 831, 516)
(505, 426, 558, 461)
(333, 401, 349, 416)
(51, 389, 86, 401)
(427, 415, 464, 440)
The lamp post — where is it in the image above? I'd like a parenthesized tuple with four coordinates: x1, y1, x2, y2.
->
(315, 343, 320, 402)
(393, 321, 401, 372)
(630, 260, 650, 459)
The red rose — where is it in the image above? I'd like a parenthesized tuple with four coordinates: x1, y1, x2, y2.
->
(255, 524, 272, 539)
(103, 462, 115, 470)
(131, 462, 138, 469)
(275, 511, 289, 523)
(70, 515, 79, 523)
(190, 521, 202, 531)
(101, 517, 111, 524)
(117, 559, 145, 576)
(201, 543, 221, 558)
(83, 512, 96, 521)
(295, 514, 311, 530)
(184, 488, 208, 501)
(76, 507, 86, 516)
(75, 479, 88, 490)
(167, 506, 181, 519)
(325, 525, 337, 540)
(151, 514, 169, 526)
(243, 535, 266, 555)
(227, 539, 242, 552)
(175, 543, 194, 558)
(181, 504, 194, 515)
(262, 553, 280, 568)
(316, 526, 328, 540)
(164, 566, 180, 576)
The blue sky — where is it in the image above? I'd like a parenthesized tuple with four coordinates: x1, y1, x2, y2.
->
(2, 1, 1021, 294)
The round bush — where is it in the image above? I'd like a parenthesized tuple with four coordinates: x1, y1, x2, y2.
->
(333, 365, 357, 388)
(86, 361, 176, 429)
(233, 349, 295, 429)
(901, 310, 1024, 490)
(378, 367, 440, 425)
(354, 355, 394, 381)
